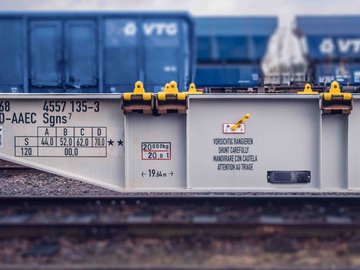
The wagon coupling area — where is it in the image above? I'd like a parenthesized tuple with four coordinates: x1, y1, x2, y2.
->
(321, 81, 353, 114)
(122, 81, 202, 115)
(122, 81, 154, 114)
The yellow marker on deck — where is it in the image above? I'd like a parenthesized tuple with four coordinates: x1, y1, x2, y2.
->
(297, 83, 318, 95)
(231, 113, 251, 131)
(123, 81, 152, 101)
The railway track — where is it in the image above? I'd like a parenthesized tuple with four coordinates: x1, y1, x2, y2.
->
(0, 196, 360, 237)
(0, 197, 360, 268)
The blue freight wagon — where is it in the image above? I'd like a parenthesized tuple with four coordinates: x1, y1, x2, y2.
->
(0, 12, 194, 93)
(194, 17, 277, 88)
(296, 16, 360, 85)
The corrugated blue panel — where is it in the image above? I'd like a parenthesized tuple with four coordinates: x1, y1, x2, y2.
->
(144, 18, 189, 92)
(316, 63, 360, 85)
(65, 20, 97, 92)
(197, 37, 211, 60)
(296, 16, 360, 60)
(196, 17, 278, 36)
(30, 20, 62, 89)
(297, 16, 360, 35)
(0, 18, 23, 92)
(196, 17, 277, 62)
(195, 65, 261, 87)
(103, 19, 140, 93)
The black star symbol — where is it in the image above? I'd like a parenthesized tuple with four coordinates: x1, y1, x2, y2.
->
(117, 140, 124, 146)
(107, 139, 114, 146)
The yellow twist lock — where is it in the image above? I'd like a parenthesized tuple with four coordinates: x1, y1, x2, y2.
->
(323, 81, 352, 101)
(187, 83, 202, 95)
(231, 113, 251, 131)
(168, 81, 179, 93)
(297, 83, 318, 95)
(158, 81, 201, 101)
(158, 83, 171, 101)
(158, 81, 187, 101)
(123, 81, 152, 101)
(189, 83, 196, 93)
(170, 81, 186, 100)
